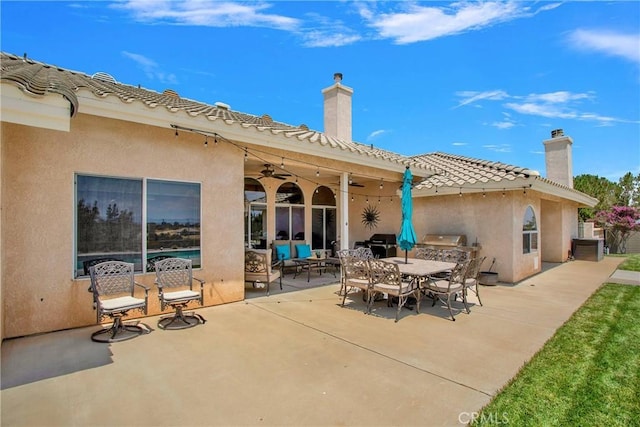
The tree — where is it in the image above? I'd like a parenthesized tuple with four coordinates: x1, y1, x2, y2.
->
(595, 206, 640, 253)
(617, 172, 640, 207)
(574, 174, 618, 221)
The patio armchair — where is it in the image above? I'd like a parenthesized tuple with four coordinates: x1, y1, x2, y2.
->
(245, 249, 282, 296)
(368, 259, 421, 322)
(88, 261, 149, 342)
(341, 255, 372, 311)
(336, 249, 357, 295)
(462, 256, 486, 307)
(154, 258, 206, 330)
(414, 247, 441, 261)
(422, 260, 470, 321)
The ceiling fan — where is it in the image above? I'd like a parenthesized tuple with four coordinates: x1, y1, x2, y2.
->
(332, 180, 365, 187)
(257, 164, 291, 180)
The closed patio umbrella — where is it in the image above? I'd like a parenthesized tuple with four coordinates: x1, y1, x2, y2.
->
(397, 166, 417, 263)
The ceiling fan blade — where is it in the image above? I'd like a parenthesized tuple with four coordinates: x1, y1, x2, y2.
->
(273, 175, 286, 180)
(350, 182, 365, 187)
(274, 173, 291, 178)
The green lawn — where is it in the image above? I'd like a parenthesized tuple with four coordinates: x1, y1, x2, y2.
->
(617, 253, 640, 272)
(472, 282, 640, 426)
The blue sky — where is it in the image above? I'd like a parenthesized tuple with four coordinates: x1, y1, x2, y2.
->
(2, 1, 639, 181)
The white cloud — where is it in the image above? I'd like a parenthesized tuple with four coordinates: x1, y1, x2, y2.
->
(454, 90, 509, 108)
(302, 31, 362, 48)
(122, 51, 178, 84)
(113, 0, 300, 30)
(568, 29, 640, 65)
(367, 129, 387, 141)
(361, 1, 539, 45)
(483, 144, 511, 153)
(452, 142, 468, 146)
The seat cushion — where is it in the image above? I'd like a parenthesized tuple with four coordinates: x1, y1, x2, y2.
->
(275, 245, 291, 260)
(100, 296, 146, 312)
(163, 290, 200, 302)
(295, 244, 312, 258)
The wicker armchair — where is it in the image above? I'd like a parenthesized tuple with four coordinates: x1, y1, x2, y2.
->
(368, 259, 421, 322)
(154, 258, 206, 329)
(88, 261, 149, 342)
(245, 249, 282, 295)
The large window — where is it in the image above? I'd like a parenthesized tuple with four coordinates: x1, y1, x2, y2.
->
(75, 175, 200, 277)
(244, 178, 267, 249)
(312, 186, 336, 251)
(523, 206, 538, 254)
(275, 182, 304, 241)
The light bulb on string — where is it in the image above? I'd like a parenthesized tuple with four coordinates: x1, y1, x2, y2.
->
(244, 148, 248, 162)
(214, 135, 218, 146)
(316, 167, 320, 177)
(204, 136, 208, 147)
(280, 157, 285, 169)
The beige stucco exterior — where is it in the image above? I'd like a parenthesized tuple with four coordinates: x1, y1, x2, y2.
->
(2, 115, 247, 338)
(0, 55, 598, 340)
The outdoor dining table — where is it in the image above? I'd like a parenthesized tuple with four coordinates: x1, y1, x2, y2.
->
(385, 257, 456, 282)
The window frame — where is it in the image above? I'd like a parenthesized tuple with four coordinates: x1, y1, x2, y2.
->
(74, 173, 202, 278)
(522, 205, 538, 254)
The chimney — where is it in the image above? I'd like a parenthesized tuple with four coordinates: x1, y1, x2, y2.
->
(543, 129, 573, 188)
(322, 72, 353, 142)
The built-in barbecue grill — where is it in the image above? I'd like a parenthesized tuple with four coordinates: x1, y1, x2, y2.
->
(418, 234, 478, 259)
(361, 233, 398, 258)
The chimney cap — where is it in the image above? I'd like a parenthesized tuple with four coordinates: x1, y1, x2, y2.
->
(333, 73, 343, 83)
(551, 128, 564, 138)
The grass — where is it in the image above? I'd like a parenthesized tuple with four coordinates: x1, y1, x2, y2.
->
(617, 253, 640, 272)
(472, 283, 640, 426)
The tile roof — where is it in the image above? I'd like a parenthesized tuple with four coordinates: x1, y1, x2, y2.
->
(0, 52, 595, 205)
(0, 52, 414, 171)
(410, 152, 540, 189)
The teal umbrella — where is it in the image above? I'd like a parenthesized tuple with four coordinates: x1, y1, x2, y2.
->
(397, 166, 417, 263)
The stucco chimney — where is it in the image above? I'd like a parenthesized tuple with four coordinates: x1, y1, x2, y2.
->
(322, 72, 353, 142)
(543, 129, 573, 188)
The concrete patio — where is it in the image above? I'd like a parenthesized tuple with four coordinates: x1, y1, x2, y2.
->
(1, 257, 624, 426)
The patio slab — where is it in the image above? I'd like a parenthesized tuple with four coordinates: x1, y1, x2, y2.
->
(1, 257, 623, 426)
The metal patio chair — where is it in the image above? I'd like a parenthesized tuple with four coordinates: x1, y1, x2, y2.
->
(88, 261, 149, 342)
(154, 258, 206, 330)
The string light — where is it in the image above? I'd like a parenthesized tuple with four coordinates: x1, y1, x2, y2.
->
(214, 135, 218, 146)
(482, 189, 486, 198)
(502, 188, 506, 197)
(204, 136, 208, 147)
(170, 124, 448, 203)
(459, 187, 463, 197)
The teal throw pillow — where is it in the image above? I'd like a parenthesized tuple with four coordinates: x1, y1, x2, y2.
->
(296, 244, 312, 258)
(275, 245, 290, 260)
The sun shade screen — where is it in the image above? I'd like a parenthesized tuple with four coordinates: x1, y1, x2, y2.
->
(275, 245, 291, 260)
(296, 244, 312, 258)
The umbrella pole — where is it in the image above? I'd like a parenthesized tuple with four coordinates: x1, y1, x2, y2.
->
(405, 249, 408, 264)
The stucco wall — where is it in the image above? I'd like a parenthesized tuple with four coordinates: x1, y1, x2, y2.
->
(410, 191, 544, 283)
(1, 116, 245, 339)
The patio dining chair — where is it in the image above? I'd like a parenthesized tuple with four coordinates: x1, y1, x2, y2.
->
(354, 247, 375, 260)
(154, 258, 206, 330)
(368, 259, 421, 322)
(336, 249, 357, 295)
(88, 261, 149, 342)
(422, 260, 470, 321)
(341, 255, 372, 311)
(414, 247, 441, 261)
(462, 256, 486, 307)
